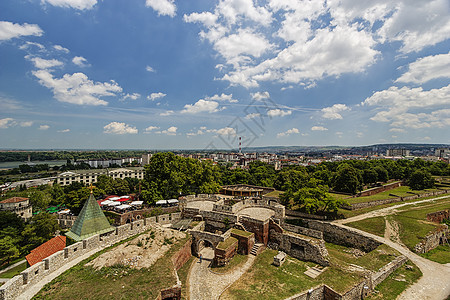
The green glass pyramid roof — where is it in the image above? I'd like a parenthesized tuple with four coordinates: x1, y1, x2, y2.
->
(66, 193, 114, 242)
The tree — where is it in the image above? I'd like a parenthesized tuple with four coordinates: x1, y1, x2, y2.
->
(332, 164, 362, 194)
(0, 236, 20, 265)
(373, 166, 389, 182)
(363, 169, 378, 185)
(289, 179, 347, 214)
(29, 190, 52, 210)
(408, 170, 435, 190)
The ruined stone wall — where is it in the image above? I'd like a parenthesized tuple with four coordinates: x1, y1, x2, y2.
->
(214, 238, 238, 267)
(239, 216, 269, 245)
(230, 232, 255, 255)
(282, 223, 323, 239)
(284, 210, 327, 220)
(0, 213, 179, 300)
(301, 220, 382, 252)
(171, 239, 192, 270)
(285, 285, 325, 300)
(414, 225, 449, 253)
(427, 209, 450, 223)
(269, 229, 329, 266)
(355, 181, 403, 197)
(371, 255, 407, 287)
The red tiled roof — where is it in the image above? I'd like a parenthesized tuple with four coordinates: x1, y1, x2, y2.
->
(0, 197, 28, 204)
(26, 236, 66, 266)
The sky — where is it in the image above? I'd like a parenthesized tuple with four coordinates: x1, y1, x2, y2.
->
(0, 0, 449, 150)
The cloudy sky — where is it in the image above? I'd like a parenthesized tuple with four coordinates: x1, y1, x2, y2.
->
(0, 0, 449, 150)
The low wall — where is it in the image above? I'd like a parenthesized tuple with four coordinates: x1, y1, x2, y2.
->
(282, 223, 323, 239)
(371, 255, 407, 287)
(355, 181, 403, 198)
(301, 220, 382, 252)
(427, 209, 450, 223)
(0, 213, 180, 300)
(171, 239, 192, 270)
(414, 225, 449, 253)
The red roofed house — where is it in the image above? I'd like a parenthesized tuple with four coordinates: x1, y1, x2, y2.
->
(25, 236, 66, 266)
(0, 197, 32, 221)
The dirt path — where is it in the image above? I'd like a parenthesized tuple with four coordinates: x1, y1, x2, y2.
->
(333, 195, 450, 299)
(188, 248, 256, 300)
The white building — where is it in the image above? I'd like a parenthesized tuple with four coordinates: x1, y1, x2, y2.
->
(55, 167, 145, 186)
(0, 197, 32, 220)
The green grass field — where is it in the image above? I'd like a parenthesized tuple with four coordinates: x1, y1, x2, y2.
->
(0, 262, 27, 278)
(366, 263, 422, 300)
(346, 217, 386, 237)
(222, 243, 408, 300)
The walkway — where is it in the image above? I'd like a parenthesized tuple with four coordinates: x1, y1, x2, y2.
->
(189, 248, 256, 300)
(332, 195, 450, 300)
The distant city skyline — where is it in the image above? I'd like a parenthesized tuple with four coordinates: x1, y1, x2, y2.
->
(1, 0, 449, 149)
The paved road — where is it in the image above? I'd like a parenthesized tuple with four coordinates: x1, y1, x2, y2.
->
(189, 248, 256, 300)
(333, 195, 450, 300)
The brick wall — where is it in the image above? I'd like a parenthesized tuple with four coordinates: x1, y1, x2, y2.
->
(171, 239, 192, 270)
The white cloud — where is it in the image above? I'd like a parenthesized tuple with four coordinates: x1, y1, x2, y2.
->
(39, 125, 50, 130)
(146, 65, 156, 72)
(160, 110, 174, 116)
(32, 70, 122, 106)
(147, 92, 166, 101)
(311, 126, 328, 131)
(25, 55, 63, 69)
(187, 130, 205, 137)
(205, 93, 238, 103)
(122, 93, 141, 101)
(161, 126, 177, 135)
(0, 118, 15, 129)
(20, 41, 45, 50)
(277, 128, 299, 138)
(53, 45, 69, 53)
(58, 129, 70, 133)
(0, 21, 43, 41)
(181, 99, 220, 114)
(103, 122, 138, 134)
(144, 126, 159, 133)
(389, 128, 405, 133)
(41, 0, 97, 10)
(363, 85, 450, 129)
(20, 121, 33, 127)
(396, 52, 450, 84)
(183, 12, 218, 27)
(216, 127, 236, 137)
(267, 109, 291, 117)
(145, 0, 176, 17)
(321, 104, 350, 120)
(251, 91, 270, 101)
(245, 113, 260, 119)
(72, 56, 89, 67)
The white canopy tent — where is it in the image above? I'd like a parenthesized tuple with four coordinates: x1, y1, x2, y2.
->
(130, 201, 143, 206)
(107, 201, 121, 207)
(155, 200, 168, 205)
(116, 204, 131, 210)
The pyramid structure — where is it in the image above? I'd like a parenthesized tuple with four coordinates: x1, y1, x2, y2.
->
(66, 192, 114, 241)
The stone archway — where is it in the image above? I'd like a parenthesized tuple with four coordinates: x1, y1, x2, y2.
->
(189, 231, 225, 257)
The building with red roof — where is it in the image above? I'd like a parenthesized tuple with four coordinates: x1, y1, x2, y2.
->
(25, 236, 66, 266)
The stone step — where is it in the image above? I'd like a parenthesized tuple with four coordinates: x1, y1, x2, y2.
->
(250, 243, 263, 256)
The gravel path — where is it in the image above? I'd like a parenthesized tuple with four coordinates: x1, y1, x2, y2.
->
(189, 248, 256, 300)
(0, 260, 26, 275)
(333, 195, 450, 300)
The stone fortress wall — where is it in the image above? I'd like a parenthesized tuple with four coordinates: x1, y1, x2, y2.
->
(0, 212, 182, 300)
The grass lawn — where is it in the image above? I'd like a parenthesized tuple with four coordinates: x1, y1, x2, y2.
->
(420, 245, 450, 264)
(221, 244, 405, 300)
(211, 254, 248, 274)
(33, 234, 191, 300)
(264, 190, 284, 198)
(346, 217, 386, 237)
(330, 193, 351, 200)
(366, 263, 422, 300)
(0, 262, 27, 278)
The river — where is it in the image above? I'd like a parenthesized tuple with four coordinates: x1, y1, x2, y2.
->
(0, 160, 67, 170)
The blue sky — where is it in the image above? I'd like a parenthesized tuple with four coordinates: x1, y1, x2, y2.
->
(0, 0, 449, 150)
